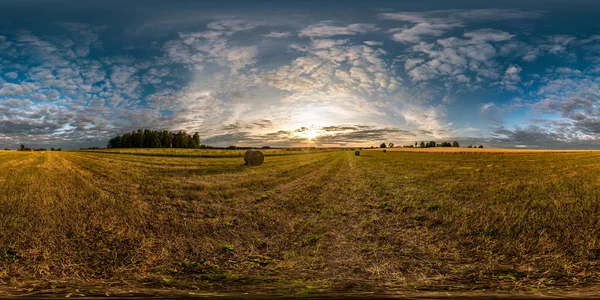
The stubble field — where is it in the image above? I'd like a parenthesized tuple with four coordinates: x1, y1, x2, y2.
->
(2, 148, 600, 297)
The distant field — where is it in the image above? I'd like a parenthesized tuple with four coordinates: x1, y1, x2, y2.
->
(79, 148, 316, 157)
(372, 147, 600, 153)
(2, 149, 600, 297)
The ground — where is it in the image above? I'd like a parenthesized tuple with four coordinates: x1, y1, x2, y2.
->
(1, 148, 600, 297)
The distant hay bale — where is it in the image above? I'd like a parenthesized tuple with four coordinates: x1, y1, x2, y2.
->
(383, 149, 387, 153)
(355, 150, 360, 156)
(244, 149, 264, 166)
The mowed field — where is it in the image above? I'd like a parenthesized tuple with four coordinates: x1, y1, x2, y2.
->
(2, 148, 600, 296)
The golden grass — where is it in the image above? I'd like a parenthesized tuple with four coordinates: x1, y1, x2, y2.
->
(2, 149, 600, 296)
(372, 147, 600, 153)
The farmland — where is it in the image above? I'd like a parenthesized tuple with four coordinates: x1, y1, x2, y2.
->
(2, 148, 600, 297)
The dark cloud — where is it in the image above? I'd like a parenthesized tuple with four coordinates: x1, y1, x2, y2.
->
(202, 132, 256, 145)
(222, 123, 242, 131)
(248, 119, 273, 129)
(321, 125, 359, 132)
(264, 130, 290, 137)
(314, 126, 415, 145)
(489, 123, 600, 149)
(202, 125, 417, 147)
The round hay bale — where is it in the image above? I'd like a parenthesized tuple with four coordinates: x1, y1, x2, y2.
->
(383, 149, 387, 153)
(355, 150, 360, 156)
(244, 149, 264, 166)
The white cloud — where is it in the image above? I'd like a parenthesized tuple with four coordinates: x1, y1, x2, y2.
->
(264, 31, 293, 38)
(399, 104, 450, 139)
(463, 29, 514, 42)
(4, 72, 18, 79)
(539, 35, 576, 55)
(225, 46, 258, 74)
(110, 65, 137, 84)
(404, 58, 424, 70)
(400, 28, 517, 93)
(380, 9, 537, 44)
(7, 11, 600, 149)
(0, 82, 37, 96)
(388, 22, 458, 43)
(167, 22, 261, 73)
(364, 41, 383, 46)
(299, 21, 377, 37)
(206, 19, 261, 33)
(500, 64, 522, 91)
(498, 41, 541, 62)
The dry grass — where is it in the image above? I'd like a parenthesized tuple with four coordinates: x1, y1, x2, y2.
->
(373, 147, 600, 153)
(2, 149, 600, 296)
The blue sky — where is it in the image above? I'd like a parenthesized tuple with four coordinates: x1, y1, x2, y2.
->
(1, 0, 600, 148)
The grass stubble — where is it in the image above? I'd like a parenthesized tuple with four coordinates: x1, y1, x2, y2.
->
(1, 148, 600, 297)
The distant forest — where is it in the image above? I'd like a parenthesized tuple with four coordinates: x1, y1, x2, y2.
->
(107, 129, 200, 148)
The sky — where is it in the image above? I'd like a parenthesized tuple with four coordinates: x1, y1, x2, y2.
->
(1, 0, 600, 149)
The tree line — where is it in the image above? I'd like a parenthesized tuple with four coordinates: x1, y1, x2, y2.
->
(372, 141, 486, 149)
(418, 141, 461, 148)
(107, 129, 201, 149)
(17, 144, 61, 151)
(397, 141, 483, 148)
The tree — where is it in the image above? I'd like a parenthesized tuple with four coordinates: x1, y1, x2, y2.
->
(107, 130, 200, 149)
(51, 147, 55, 151)
(192, 132, 201, 148)
(452, 141, 459, 147)
(121, 133, 132, 148)
(478, 145, 484, 148)
(380, 143, 387, 148)
(419, 141, 425, 148)
(19, 144, 25, 151)
(107, 135, 122, 148)
(388, 143, 394, 148)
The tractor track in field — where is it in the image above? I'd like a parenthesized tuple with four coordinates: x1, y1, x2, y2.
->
(64, 150, 341, 202)
(7, 150, 600, 296)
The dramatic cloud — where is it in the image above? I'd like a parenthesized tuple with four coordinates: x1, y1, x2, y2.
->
(165, 21, 260, 74)
(380, 9, 538, 44)
(399, 28, 518, 94)
(204, 124, 416, 146)
(0, 2, 598, 149)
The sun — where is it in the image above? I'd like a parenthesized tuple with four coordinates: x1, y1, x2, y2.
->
(305, 130, 318, 140)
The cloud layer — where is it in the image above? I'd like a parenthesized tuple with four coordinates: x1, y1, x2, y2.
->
(1, 3, 600, 149)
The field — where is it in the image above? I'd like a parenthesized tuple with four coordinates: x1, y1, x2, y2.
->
(2, 148, 600, 297)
